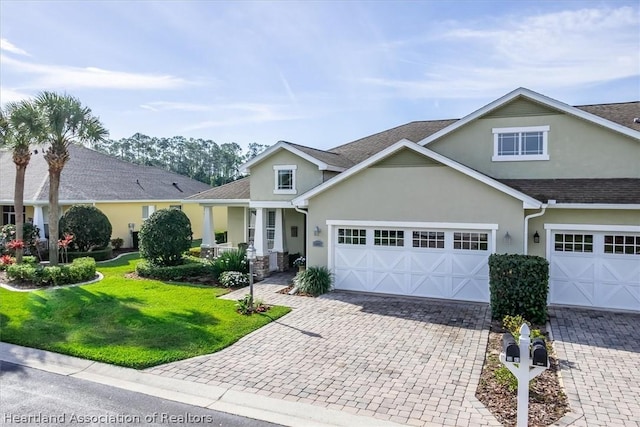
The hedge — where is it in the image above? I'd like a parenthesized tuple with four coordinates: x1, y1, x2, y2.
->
(488, 254, 549, 324)
(6, 257, 97, 287)
(136, 258, 218, 282)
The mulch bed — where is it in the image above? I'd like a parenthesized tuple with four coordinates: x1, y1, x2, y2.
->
(276, 284, 314, 297)
(475, 320, 569, 426)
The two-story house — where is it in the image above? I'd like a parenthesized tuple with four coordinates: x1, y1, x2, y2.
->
(189, 88, 640, 312)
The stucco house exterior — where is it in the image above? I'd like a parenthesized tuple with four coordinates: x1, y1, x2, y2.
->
(192, 88, 640, 312)
(0, 144, 226, 247)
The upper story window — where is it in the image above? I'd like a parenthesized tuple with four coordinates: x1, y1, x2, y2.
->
(273, 165, 297, 194)
(492, 126, 549, 162)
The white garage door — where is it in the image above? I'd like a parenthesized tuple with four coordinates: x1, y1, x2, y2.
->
(331, 224, 494, 302)
(549, 230, 640, 311)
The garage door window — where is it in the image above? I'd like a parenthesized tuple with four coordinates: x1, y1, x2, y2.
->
(338, 228, 366, 245)
(453, 232, 488, 250)
(604, 235, 640, 255)
(554, 233, 593, 252)
(413, 231, 445, 248)
(374, 230, 404, 247)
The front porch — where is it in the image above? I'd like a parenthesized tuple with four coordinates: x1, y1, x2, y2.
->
(199, 204, 306, 280)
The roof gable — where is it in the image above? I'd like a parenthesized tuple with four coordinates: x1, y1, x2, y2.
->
(240, 141, 350, 174)
(418, 88, 640, 147)
(293, 139, 541, 209)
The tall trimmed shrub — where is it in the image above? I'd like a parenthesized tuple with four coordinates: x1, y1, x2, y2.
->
(139, 208, 192, 266)
(489, 254, 549, 324)
(59, 205, 112, 251)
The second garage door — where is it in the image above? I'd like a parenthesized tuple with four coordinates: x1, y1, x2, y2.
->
(331, 223, 495, 302)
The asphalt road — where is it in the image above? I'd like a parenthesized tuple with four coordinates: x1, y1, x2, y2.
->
(0, 362, 281, 427)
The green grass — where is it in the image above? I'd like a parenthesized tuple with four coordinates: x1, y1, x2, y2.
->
(0, 253, 290, 369)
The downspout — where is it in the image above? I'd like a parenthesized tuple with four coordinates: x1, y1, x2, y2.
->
(291, 206, 309, 295)
(523, 204, 547, 255)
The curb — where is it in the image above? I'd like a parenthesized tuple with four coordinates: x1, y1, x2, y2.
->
(0, 343, 405, 427)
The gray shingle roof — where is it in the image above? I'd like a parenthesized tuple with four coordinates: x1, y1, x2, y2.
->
(286, 142, 355, 169)
(576, 102, 640, 132)
(499, 179, 640, 204)
(0, 144, 211, 202)
(187, 177, 250, 200)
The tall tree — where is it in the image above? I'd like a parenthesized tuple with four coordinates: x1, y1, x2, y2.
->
(0, 100, 43, 263)
(34, 92, 108, 265)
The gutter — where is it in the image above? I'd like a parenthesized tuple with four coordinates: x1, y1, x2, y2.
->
(523, 201, 552, 255)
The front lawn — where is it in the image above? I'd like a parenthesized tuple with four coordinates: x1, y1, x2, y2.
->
(0, 253, 290, 369)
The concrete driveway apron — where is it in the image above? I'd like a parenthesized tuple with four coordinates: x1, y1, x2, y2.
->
(147, 278, 500, 427)
(549, 307, 640, 427)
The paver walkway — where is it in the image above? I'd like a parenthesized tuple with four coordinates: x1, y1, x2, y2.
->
(148, 274, 500, 426)
(549, 307, 640, 427)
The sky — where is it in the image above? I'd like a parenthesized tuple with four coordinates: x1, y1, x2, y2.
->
(1, 1, 638, 152)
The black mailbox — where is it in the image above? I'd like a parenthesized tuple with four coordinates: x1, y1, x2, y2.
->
(502, 333, 520, 362)
(531, 337, 548, 367)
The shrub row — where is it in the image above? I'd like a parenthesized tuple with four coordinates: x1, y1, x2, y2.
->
(489, 254, 549, 324)
(136, 258, 217, 282)
(6, 257, 97, 287)
(65, 247, 113, 262)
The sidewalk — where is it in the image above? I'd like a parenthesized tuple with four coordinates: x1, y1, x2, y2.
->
(0, 342, 406, 427)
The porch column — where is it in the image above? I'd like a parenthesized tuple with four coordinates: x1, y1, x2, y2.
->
(254, 207, 265, 256)
(201, 206, 216, 247)
(273, 208, 284, 252)
(32, 205, 46, 241)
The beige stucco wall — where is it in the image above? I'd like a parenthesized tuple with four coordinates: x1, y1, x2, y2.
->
(284, 209, 305, 256)
(526, 208, 640, 257)
(428, 109, 640, 179)
(249, 150, 324, 201)
(306, 149, 526, 267)
(227, 206, 246, 247)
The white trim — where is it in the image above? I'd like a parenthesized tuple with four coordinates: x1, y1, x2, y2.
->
(544, 223, 640, 233)
(274, 164, 297, 194)
(249, 201, 293, 209)
(240, 141, 346, 173)
(293, 139, 541, 209)
(492, 125, 549, 162)
(191, 199, 250, 206)
(326, 219, 499, 230)
(418, 87, 640, 147)
(548, 203, 640, 210)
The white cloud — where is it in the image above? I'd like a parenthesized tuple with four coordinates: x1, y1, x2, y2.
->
(179, 102, 309, 131)
(1, 55, 189, 90)
(0, 39, 30, 56)
(363, 6, 640, 98)
(0, 87, 32, 105)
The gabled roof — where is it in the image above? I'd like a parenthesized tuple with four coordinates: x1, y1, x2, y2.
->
(576, 102, 640, 132)
(418, 87, 640, 146)
(293, 139, 542, 209)
(186, 177, 250, 203)
(499, 178, 640, 205)
(0, 144, 212, 203)
(240, 140, 351, 173)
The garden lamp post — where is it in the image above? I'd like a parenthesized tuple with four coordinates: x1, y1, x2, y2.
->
(247, 242, 256, 311)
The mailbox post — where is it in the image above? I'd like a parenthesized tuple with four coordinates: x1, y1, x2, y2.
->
(499, 323, 549, 427)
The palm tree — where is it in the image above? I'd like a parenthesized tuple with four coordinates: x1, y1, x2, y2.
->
(0, 100, 43, 264)
(34, 92, 108, 265)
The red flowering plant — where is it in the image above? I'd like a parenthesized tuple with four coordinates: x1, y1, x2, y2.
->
(7, 239, 25, 250)
(0, 254, 15, 270)
(58, 233, 74, 264)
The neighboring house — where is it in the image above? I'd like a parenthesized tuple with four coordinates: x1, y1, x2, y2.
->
(192, 88, 640, 312)
(0, 144, 225, 247)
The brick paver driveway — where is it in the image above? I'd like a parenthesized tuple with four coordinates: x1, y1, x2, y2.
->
(148, 277, 500, 426)
(549, 307, 640, 427)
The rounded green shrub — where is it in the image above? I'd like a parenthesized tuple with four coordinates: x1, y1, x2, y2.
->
(139, 209, 193, 266)
(59, 205, 112, 251)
